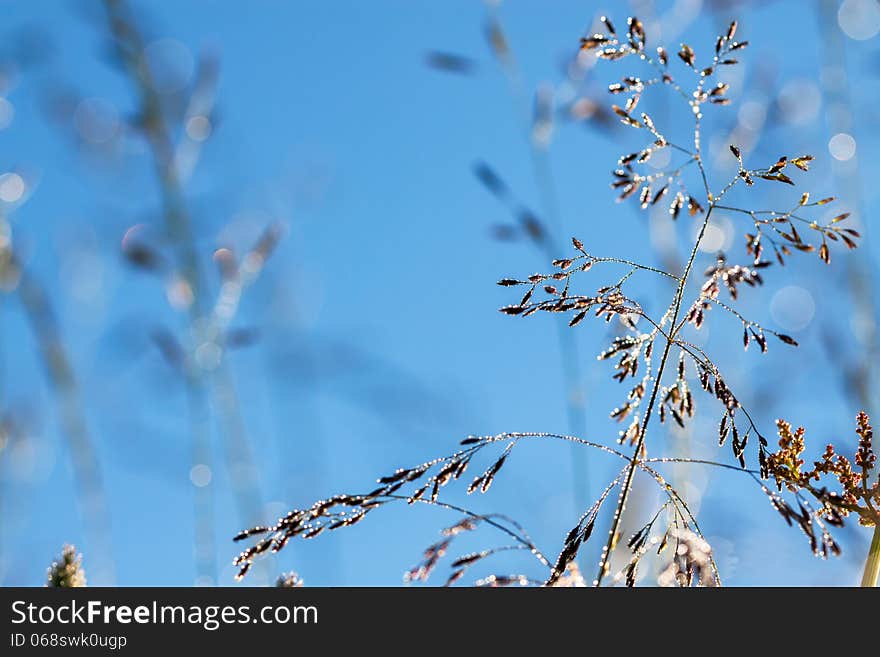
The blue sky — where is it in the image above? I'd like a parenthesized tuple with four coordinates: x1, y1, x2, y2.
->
(1, 0, 878, 586)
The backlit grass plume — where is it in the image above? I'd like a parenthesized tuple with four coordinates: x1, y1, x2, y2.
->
(46, 545, 87, 588)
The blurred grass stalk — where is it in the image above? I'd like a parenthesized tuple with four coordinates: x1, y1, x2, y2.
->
(817, 0, 878, 414)
(483, 4, 591, 506)
(0, 219, 115, 584)
(816, 0, 878, 585)
(482, 2, 708, 530)
(102, 0, 270, 584)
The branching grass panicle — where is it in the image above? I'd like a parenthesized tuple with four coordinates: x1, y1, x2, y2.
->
(232, 16, 872, 587)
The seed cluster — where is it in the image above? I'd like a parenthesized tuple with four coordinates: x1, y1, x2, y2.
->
(768, 412, 879, 530)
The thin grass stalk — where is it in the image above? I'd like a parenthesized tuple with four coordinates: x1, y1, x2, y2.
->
(213, 361, 266, 534)
(593, 26, 743, 582)
(102, 0, 216, 583)
(16, 265, 115, 584)
(186, 376, 216, 582)
(595, 203, 714, 585)
(101, 0, 215, 583)
(809, 1, 880, 580)
(816, 0, 878, 415)
(484, 5, 590, 504)
(617, 5, 701, 565)
(102, 0, 269, 582)
(862, 525, 880, 587)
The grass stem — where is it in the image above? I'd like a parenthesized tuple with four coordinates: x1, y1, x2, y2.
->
(594, 202, 716, 586)
(861, 524, 880, 587)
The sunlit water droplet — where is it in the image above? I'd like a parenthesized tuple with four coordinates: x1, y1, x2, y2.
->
(0, 172, 25, 203)
(838, 0, 880, 40)
(190, 463, 212, 487)
(770, 285, 815, 332)
(828, 132, 856, 161)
